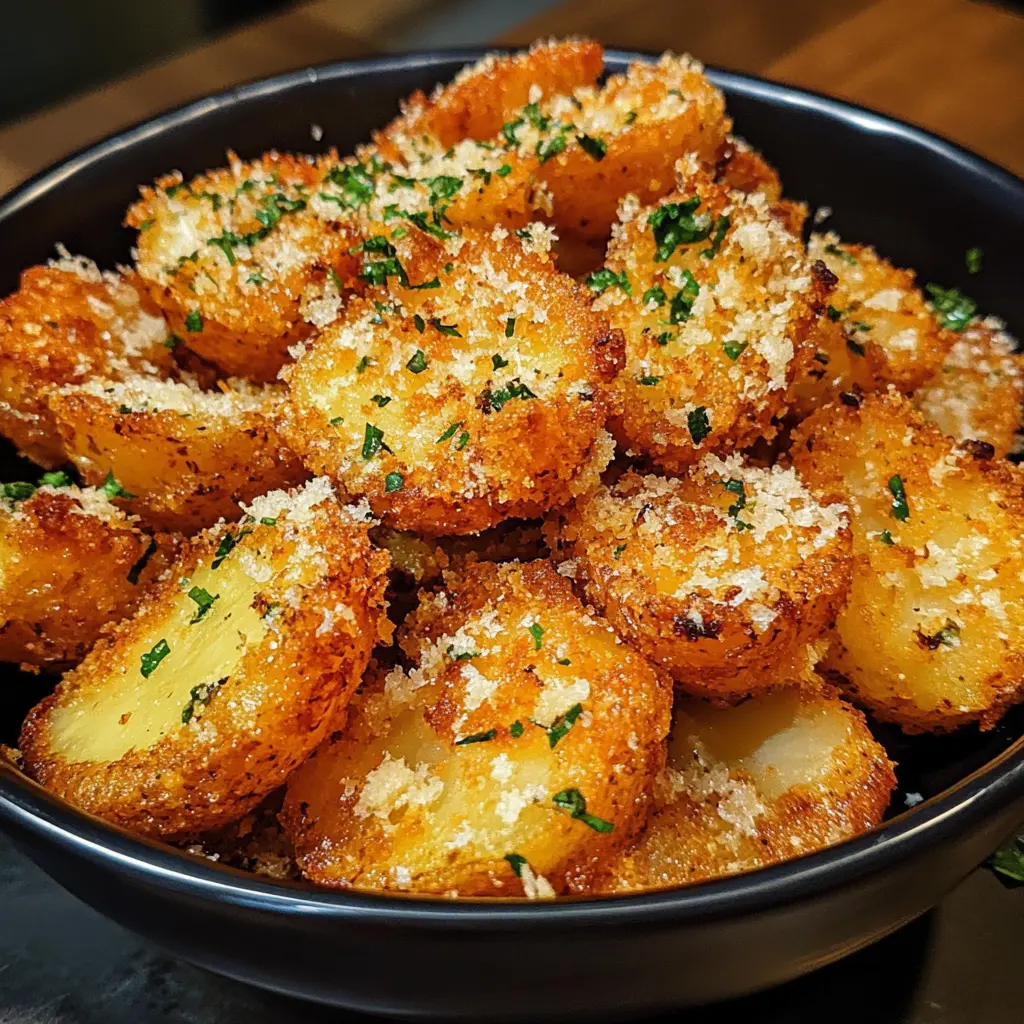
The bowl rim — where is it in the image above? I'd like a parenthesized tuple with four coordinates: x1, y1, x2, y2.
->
(1, 47, 1024, 929)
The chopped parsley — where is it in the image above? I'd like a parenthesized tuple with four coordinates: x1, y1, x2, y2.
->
(260, 517, 277, 526)
(552, 788, 614, 833)
(184, 310, 203, 333)
(187, 586, 219, 624)
(181, 677, 226, 725)
(329, 416, 344, 426)
(483, 380, 536, 413)
(700, 214, 730, 258)
(413, 314, 425, 333)
(509, 720, 525, 738)
(323, 161, 376, 208)
(888, 474, 910, 522)
(877, 529, 895, 545)
(623, 110, 637, 125)
(126, 537, 158, 584)
(2, 481, 34, 501)
(655, 331, 674, 346)
(424, 174, 463, 205)
(925, 283, 976, 332)
(447, 645, 480, 662)
(455, 729, 497, 746)
(668, 270, 700, 324)
(505, 317, 516, 338)
(501, 117, 525, 147)
(39, 470, 71, 488)
(362, 423, 388, 460)
(965, 247, 983, 275)
(642, 285, 666, 308)
(211, 526, 251, 569)
(847, 337, 866, 357)
(546, 703, 582, 748)
(990, 835, 1024, 883)
(504, 852, 528, 877)
(826, 304, 845, 322)
(722, 478, 746, 517)
(384, 472, 404, 493)
(536, 130, 569, 163)
(409, 275, 441, 290)
(586, 268, 631, 295)
(613, 543, 628, 560)
(456, 431, 470, 450)
(429, 318, 461, 337)
(649, 197, 711, 261)
(496, 164, 512, 177)
(492, 353, 509, 370)
(406, 349, 428, 373)
(577, 134, 607, 160)
(102, 471, 135, 500)
(557, 658, 571, 666)
(687, 406, 711, 444)
(140, 638, 170, 678)
(528, 622, 545, 650)
(371, 394, 392, 408)
(356, 355, 372, 373)
(437, 421, 463, 444)
(163, 333, 182, 349)
(824, 243, 857, 265)
(723, 339, 747, 360)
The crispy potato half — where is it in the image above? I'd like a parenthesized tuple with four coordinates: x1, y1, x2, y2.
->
(913, 316, 1023, 456)
(530, 53, 731, 242)
(49, 375, 307, 533)
(596, 156, 822, 472)
(790, 234, 955, 415)
(128, 152, 350, 382)
(281, 560, 672, 896)
(281, 225, 621, 535)
(0, 256, 172, 466)
(552, 459, 851, 701)
(793, 391, 1024, 731)
(0, 483, 176, 669)
(20, 478, 391, 837)
(378, 38, 604, 149)
(601, 686, 895, 892)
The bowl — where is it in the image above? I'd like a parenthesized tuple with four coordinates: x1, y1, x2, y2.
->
(1, 49, 1024, 1021)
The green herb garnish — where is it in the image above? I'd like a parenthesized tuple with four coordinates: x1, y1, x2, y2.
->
(187, 586, 219, 624)
(140, 639, 170, 678)
(102, 471, 135, 500)
(687, 406, 711, 444)
(552, 788, 614, 833)
(577, 134, 607, 160)
(649, 197, 711, 261)
(184, 310, 203, 333)
(888, 474, 910, 522)
(925, 283, 976, 332)
(384, 472, 404, 493)
(586, 268, 631, 295)
(406, 349, 428, 373)
(455, 729, 497, 746)
(546, 703, 582, 748)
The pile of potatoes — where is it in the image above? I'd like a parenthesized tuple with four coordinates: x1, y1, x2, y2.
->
(1, 39, 1022, 899)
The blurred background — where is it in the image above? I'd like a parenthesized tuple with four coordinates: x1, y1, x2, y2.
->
(0, 0, 1022, 190)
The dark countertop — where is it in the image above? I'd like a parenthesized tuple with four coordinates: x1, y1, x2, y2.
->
(1, 832, 1020, 1023)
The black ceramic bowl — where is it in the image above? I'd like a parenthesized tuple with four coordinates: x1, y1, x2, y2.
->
(2, 50, 1024, 1021)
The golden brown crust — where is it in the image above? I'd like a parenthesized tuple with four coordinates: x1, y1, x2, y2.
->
(552, 460, 851, 701)
(127, 152, 353, 382)
(793, 391, 1024, 731)
(0, 261, 172, 465)
(20, 480, 391, 837)
(913, 316, 1024, 456)
(597, 156, 823, 472)
(600, 687, 895, 892)
(790, 234, 956, 415)
(532, 54, 730, 243)
(280, 227, 621, 535)
(49, 376, 307, 533)
(0, 487, 177, 668)
(377, 39, 605, 149)
(281, 560, 672, 896)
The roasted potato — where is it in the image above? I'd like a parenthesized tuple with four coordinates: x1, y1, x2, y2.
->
(281, 560, 672, 896)
(596, 156, 822, 471)
(0, 482, 176, 668)
(793, 391, 1024, 731)
(913, 316, 1023, 456)
(714, 136, 781, 202)
(280, 225, 621, 535)
(378, 38, 604, 149)
(790, 234, 956, 415)
(127, 151, 350, 382)
(527, 53, 731, 242)
(552, 459, 851, 701)
(600, 686, 895, 892)
(0, 256, 172, 466)
(20, 478, 391, 837)
(48, 375, 307, 533)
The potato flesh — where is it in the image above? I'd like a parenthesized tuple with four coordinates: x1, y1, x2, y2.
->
(282, 560, 672, 895)
(603, 687, 895, 892)
(793, 392, 1024, 731)
(49, 550, 269, 762)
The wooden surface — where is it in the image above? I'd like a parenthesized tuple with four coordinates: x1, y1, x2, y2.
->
(0, 0, 1022, 195)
